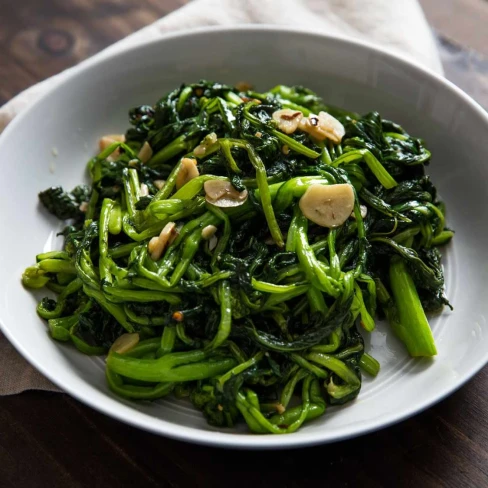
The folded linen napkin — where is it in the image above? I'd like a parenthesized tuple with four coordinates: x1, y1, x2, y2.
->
(0, 0, 441, 394)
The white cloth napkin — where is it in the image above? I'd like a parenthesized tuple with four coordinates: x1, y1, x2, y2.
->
(0, 0, 441, 394)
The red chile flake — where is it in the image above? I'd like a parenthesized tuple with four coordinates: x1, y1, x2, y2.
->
(241, 96, 262, 104)
(172, 311, 184, 322)
(281, 111, 302, 121)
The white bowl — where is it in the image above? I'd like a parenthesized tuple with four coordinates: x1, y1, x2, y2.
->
(1, 26, 487, 449)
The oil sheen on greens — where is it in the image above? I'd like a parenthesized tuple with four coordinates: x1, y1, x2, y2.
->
(22, 81, 453, 434)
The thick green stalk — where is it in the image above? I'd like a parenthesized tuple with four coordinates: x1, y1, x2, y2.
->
(107, 349, 236, 382)
(389, 256, 437, 357)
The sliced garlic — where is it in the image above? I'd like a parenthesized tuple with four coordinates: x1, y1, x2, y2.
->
(208, 235, 218, 251)
(350, 205, 368, 220)
(153, 179, 166, 191)
(272, 109, 303, 135)
(299, 183, 355, 228)
(193, 145, 206, 157)
(204, 180, 248, 208)
(148, 222, 176, 260)
(275, 403, 286, 414)
(193, 132, 218, 158)
(176, 158, 199, 190)
(205, 132, 218, 146)
(110, 333, 140, 354)
(298, 111, 345, 144)
(169, 223, 183, 246)
(99, 134, 125, 161)
(139, 183, 149, 197)
(137, 141, 153, 164)
(201, 225, 218, 240)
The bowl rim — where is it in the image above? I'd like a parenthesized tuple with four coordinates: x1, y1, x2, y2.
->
(1, 24, 488, 449)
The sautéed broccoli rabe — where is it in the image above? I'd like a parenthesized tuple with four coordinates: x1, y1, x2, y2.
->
(22, 81, 453, 434)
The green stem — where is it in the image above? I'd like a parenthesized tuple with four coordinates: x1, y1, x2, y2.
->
(107, 349, 236, 382)
(360, 353, 380, 376)
(205, 280, 232, 350)
(332, 149, 397, 189)
(389, 256, 437, 357)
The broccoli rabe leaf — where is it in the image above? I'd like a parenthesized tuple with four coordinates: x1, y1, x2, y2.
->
(76, 301, 125, 348)
(39, 186, 83, 220)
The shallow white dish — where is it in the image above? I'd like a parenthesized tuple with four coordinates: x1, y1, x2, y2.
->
(0, 26, 487, 449)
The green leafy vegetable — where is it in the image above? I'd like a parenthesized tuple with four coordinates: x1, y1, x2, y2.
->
(22, 80, 453, 434)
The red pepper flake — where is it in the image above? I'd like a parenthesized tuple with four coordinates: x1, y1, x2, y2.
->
(241, 96, 261, 104)
(172, 311, 184, 322)
(281, 111, 302, 121)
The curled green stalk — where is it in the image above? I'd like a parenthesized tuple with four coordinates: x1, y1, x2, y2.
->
(295, 212, 341, 297)
(37, 278, 83, 319)
(106, 369, 175, 400)
(306, 351, 361, 400)
(236, 375, 324, 434)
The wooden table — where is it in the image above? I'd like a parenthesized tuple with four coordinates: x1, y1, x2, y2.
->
(1, 1, 487, 487)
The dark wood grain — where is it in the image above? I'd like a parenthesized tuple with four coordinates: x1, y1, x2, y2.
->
(1, 1, 488, 487)
(1, 370, 488, 488)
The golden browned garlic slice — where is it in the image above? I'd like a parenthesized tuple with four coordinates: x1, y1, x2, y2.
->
(110, 333, 140, 354)
(137, 141, 153, 163)
(176, 158, 199, 190)
(204, 180, 248, 207)
(193, 132, 218, 158)
(201, 225, 218, 240)
(299, 183, 355, 228)
(272, 109, 304, 134)
(153, 179, 166, 191)
(148, 222, 177, 260)
(298, 112, 345, 143)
